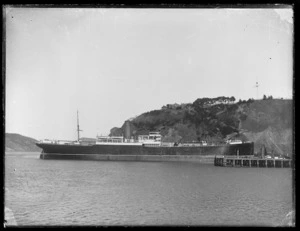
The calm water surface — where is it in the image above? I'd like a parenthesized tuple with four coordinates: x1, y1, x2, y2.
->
(5, 152, 294, 226)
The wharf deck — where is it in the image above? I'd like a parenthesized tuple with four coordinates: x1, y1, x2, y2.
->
(214, 156, 292, 168)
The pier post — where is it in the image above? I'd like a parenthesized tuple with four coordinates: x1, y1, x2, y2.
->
(273, 159, 275, 168)
(261, 146, 265, 159)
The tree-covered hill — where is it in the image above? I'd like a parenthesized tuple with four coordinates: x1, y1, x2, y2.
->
(110, 97, 293, 156)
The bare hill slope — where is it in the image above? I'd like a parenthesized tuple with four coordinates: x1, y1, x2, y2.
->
(5, 133, 41, 152)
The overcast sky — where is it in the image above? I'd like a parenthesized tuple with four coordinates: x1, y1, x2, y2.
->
(5, 7, 293, 140)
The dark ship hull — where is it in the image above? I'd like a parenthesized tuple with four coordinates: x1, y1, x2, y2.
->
(36, 113, 254, 161)
(36, 142, 254, 161)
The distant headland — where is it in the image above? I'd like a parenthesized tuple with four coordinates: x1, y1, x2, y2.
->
(5, 133, 42, 152)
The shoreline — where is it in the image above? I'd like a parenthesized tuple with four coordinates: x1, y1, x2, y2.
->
(5, 151, 41, 155)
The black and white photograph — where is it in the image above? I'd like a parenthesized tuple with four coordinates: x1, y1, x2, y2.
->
(4, 5, 294, 227)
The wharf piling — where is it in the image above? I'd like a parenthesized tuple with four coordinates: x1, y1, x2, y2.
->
(214, 156, 292, 168)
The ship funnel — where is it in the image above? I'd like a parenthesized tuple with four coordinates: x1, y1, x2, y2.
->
(124, 120, 132, 139)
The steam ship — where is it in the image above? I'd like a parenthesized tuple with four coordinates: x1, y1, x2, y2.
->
(36, 112, 254, 160)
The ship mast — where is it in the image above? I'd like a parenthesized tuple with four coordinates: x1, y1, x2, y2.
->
(77, 110, 82, 141)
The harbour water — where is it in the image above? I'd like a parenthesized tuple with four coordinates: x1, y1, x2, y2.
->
(5, 152, 294, 226)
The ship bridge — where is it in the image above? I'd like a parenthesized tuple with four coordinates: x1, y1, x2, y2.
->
(138, 132, 161, 147)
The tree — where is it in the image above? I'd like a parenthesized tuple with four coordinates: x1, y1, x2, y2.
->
(263, 95, 267, 100)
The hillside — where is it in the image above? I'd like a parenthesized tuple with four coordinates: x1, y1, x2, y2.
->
(5, 133, 42, 152)
(110, 97, 293, 156)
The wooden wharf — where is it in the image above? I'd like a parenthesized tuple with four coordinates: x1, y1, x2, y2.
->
(214, 156, 292, 168)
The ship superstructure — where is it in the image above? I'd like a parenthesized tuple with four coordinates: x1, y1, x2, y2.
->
(96, 132, 162, 147)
